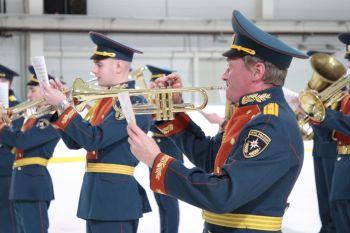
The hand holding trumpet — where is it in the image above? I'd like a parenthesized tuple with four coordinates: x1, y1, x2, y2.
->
(41, 79, 68, 106)
(151, 73, 184, 104)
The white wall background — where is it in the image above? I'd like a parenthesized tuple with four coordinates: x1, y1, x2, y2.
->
(0, 0, 349, 101)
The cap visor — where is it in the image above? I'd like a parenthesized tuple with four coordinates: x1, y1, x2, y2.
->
(90, 54, 109, 60)
(26, 81, 39, 86)
(222, 49, 247, 58)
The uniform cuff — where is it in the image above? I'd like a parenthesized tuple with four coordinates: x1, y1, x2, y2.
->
(150, 153, 175, 195)
(156, 112, 191, 136)
(52, 106, 78, 130)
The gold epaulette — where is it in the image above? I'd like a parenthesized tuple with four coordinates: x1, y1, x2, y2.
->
(9, 95, 17, 102)
(263, 103, 279, 117)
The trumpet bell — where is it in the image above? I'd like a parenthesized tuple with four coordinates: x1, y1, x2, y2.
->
(309, 53, 346, 91)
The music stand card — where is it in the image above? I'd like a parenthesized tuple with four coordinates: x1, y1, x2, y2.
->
(31, 56, 50, 87)
(0, 83, 9, 108)
(117, 91, 136, 123)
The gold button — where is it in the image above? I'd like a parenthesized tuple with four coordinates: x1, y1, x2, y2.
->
(246, 110, 252, 114)
(156, 139, 161, 143)
(338, 157, 342, 161)
(18, 167, 21, 171)
(230, 138, 235, 144)
(92, 151, 96, 155)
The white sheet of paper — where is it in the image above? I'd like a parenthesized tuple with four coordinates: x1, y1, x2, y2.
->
(0, 83, 9, 108)
(31, 56, 50, 86)
(283, 87, 300, 112)
(117, 91, 136, 123)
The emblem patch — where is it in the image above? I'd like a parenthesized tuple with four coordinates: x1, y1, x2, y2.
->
(241, 93, 271, 105)
(36, 119, 50, 129)
(243, 129, 271, 158)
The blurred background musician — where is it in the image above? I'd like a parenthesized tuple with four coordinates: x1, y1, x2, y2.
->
(0, 64, 20, 233)
(145, 64, 183, 233)
(0, 65, 59, 233)
(307, 35, 350, 233)
(306, 50, 338, 233)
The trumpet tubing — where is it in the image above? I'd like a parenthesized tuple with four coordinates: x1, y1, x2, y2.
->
(72, 78, 226, 120)
(1, 77, 97, 125)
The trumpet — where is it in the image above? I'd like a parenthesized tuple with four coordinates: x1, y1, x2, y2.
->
(71, 78, 225, 120)
(1, 89, 70, 125)
(0, 78, 96, 125)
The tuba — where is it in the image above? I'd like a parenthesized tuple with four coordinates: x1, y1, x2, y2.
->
(298, 53, 348, 139)
(71, 78, 225, 121)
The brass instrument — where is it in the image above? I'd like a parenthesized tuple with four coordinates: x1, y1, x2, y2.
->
(299, 73, 350, 122)
(130, 66, 148, 89)
(1, 89, 71, 125)
(1, 98, 59, 125)
(71, 78, 225, 121)
(298, 53, 348, 138)
(0, 78, 96, 125)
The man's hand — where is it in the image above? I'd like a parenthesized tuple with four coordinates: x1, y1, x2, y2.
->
(41, 79, 67, 106)
(201, 111, 224, 125)
(127, 122, 161, 167)
(0, 104, 10, 125)
(152, 73, 183, 104)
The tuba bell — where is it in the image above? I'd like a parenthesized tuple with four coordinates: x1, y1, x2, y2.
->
(298, 53, 348, 139)
(71, 78, 225, 121)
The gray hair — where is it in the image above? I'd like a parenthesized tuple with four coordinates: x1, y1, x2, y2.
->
(242, 55, 288, 86)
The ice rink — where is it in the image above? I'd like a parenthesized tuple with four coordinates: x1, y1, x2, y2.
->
(47, 106, 320, 233)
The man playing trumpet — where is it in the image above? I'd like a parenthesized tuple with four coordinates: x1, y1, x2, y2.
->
(42, 31, 152, 233)
(0, 64, 20, 233)
(127, 10, 308, 233)
(0, 65, 59, 233)
(308, 33, 350, 233)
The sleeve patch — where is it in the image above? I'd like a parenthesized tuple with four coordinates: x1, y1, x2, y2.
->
(243, 129, 271, 158)
(150, 153, 175, 195)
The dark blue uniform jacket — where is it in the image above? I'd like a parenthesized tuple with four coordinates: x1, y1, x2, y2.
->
(0, 114, 59, 201)
(52, 80, 152, 221)
(152, 87, 304, 233)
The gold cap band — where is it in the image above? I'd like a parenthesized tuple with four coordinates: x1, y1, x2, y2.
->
(230, 44, 256, 55)
(151, 74, 165, 79)
(94, 50, 116, 58)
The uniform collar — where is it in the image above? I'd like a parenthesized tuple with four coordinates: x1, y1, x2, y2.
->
(238, 86, 284, 107)
(126, 80, 135, 89)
